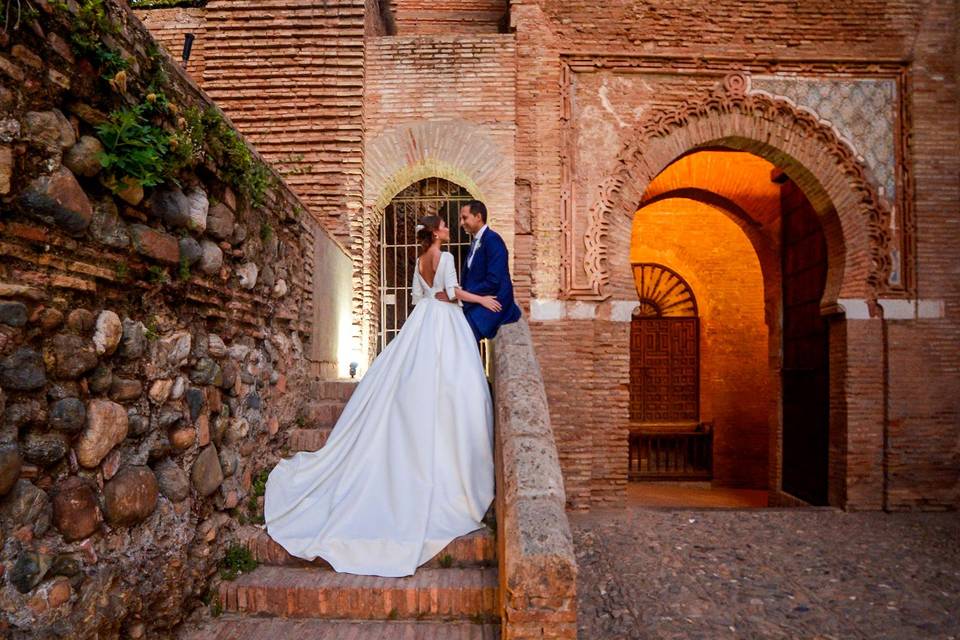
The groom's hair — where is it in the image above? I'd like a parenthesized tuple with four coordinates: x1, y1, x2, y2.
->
(465, 200, 487, 223)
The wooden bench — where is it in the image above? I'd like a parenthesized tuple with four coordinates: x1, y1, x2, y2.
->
(628, 422, 713, 481)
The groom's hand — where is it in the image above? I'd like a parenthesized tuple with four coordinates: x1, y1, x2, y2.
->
(435, 292, 450, 302)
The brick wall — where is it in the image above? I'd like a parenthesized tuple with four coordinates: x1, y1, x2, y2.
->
(518, 0, 959, 510)
(390, 0, 507, 35)
(539, 0, 922, 59)
(134, 7, 206, 78)
(360, 33, 516, 360)
(882, 0, 960, 510)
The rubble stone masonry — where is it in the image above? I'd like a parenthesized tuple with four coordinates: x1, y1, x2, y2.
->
(0, 0, 349, 635)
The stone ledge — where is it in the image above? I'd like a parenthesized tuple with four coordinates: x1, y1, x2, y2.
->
(492, 319, 577, 640)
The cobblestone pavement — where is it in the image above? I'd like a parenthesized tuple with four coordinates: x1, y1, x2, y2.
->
(570, 506, 960, 639)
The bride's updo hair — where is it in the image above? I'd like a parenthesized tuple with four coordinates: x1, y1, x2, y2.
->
(416, 215, 443, 256)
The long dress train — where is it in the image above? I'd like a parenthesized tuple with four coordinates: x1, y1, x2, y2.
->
(263, 251, 494, 577)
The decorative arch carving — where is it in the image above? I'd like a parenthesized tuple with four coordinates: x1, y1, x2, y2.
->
(571, 73, 892, 303)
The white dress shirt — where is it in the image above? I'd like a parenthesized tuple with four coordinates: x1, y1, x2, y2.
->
(467, 224, 488, 269)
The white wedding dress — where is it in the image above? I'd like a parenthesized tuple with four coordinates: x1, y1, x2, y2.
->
(263, 251, 494, 577)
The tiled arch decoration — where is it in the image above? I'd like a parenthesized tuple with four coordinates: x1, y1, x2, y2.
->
(357, 121, 513, 360)
(569, 73, 893, 305)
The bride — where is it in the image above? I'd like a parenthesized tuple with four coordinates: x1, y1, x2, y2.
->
(263, 215, 502, 577)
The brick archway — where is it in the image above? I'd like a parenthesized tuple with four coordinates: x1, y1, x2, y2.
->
(583, 73, 892, 307)
(356, 121, 515, 361)
(605, 79, 895, 507)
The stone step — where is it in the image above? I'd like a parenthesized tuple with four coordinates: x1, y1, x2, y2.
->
(299, 400, 346, 427)
(179, 616, 501, 640)
(219, 565, 498, 620)
(239, 526, 497, 569)
(287, 427, 332, 453)
(309, 379, 358, 402)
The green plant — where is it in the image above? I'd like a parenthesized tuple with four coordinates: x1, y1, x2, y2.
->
(246, 493, 264, 525)
(252, 469, 270, 497)
(295, 415, 306, 427)
(144, 317, 160, 341)
(54, 0, 129, 79)
(219, 544, 257, 581)
(387, 607, 399, 620)
(438, 554, 453, 569)
(96, 101, 196, 190)
(145, 265, 169, 284)
(114, 261, 129, 282)
(200, 107, 273, 208)
(178, 256, 191, 281)
(211, 601, 223, 617)
(259, 222, 273, 243)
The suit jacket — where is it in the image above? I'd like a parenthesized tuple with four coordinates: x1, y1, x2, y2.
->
(461, 227, 522, 341)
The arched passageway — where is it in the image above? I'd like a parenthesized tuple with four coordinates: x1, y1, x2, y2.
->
(628, 150, 830, 503)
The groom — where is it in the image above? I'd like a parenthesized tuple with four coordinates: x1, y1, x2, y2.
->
(436, 200, 521, 341)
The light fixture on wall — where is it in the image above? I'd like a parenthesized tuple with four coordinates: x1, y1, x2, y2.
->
(181, 33, 195, 65)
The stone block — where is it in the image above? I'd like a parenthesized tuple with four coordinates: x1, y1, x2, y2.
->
(129, 224, 180, 264)
(18, 166, 93, 236)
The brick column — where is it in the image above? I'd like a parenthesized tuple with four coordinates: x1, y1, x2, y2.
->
(829, 316, 886, 510)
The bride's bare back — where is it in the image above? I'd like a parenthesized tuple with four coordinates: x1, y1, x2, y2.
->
(418, 247, 442, 288)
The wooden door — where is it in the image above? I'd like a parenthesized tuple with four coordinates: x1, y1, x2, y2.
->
(781, 179, 830, 505)
(630, 317, 699, 423)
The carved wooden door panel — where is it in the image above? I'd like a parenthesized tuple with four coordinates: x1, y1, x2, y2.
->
(630, 317, 699, 423)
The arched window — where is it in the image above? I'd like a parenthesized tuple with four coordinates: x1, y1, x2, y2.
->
(379, 177, 474, 351)
(631, 263, 698, 318)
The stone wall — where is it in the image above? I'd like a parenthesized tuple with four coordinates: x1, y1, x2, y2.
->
(492, 319, 576, 639)
(0, 0, 348, 636)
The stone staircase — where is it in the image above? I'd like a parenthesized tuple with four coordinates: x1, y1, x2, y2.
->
(181, 380, 501, 639)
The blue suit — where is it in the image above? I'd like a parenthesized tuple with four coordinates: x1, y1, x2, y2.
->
(461, 227, 522, 341)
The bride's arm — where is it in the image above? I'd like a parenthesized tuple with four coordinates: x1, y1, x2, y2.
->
(434, 254, 500, 311)
(455, 286, 503, 312)
(445, 257, 502, 312)
(411, 261, 424, 305)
